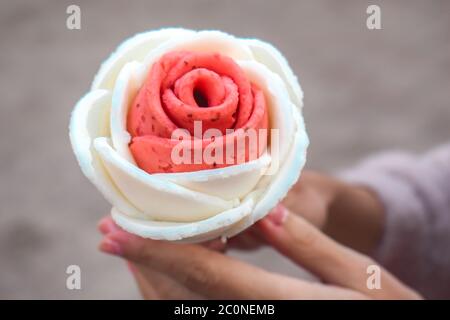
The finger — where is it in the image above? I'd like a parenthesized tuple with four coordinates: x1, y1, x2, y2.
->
(227, 227, 264, 251)
(226, 211, 283, 251)
(97, 216, 120, 235)
(282, 171, 335, 228)
(97, 215, 203, 300)
(127, 262, 159, 299)
(128, 262, 202, 300)
(99, 230, 270, 299)
(203, 239, 227, 252)
(99, 217, 202, 299)
(100, 215, 224, 254)
(257, 205, 421, 299)
(99, 229, 366, 299)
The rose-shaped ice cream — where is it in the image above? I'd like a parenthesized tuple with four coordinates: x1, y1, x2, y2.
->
(69, 28, 309, 242)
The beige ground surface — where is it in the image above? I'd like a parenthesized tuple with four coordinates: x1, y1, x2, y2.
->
(0, 0, 448, 299)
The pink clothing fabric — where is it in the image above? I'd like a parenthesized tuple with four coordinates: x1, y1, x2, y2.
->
(340, 143, 450, 299)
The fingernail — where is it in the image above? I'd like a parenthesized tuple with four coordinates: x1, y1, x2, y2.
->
(98, 220, 110, 235)
(99, 237, 122, 256)
(98, 218, 120, 235)
(267, 204, 288, 226)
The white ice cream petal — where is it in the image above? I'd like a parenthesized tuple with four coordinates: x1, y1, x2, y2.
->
(69, 90, 145, 218)
(155, 153, 271, 201)
(111, 196, 254, 242)
(92, 28, 196, 90)
(253, 109, 309, 221)
(238, 60, 296, 164)
(244, 38, 304, 107)
(94, 137, 239, 222)
(141, 29, 255, 76)
(218, 188, 265, 238)
(110, 61, 145, 164)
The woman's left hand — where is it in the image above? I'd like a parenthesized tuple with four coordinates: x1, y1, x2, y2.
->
(98, 205, 421, 300)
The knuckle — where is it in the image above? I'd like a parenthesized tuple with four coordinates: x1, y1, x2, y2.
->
(360, 255, 376, 268)
(293, 224, 319, 249)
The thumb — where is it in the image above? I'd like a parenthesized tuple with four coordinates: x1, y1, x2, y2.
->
(256, 205, 420, 299)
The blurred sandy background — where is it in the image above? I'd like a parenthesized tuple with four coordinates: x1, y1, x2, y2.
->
(0, 0, 448, 299)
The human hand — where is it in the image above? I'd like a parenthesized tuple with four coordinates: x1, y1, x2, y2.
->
(98, 205, 420, 300)
(280, 171, 385, 254)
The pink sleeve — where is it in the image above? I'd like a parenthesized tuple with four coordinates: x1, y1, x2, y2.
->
(339, 144, 450, 299)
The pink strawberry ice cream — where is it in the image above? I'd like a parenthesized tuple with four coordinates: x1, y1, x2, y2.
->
(127, 51, 268, 173)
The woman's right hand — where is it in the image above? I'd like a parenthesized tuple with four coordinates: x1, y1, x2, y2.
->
(230, 171, 386, 255)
